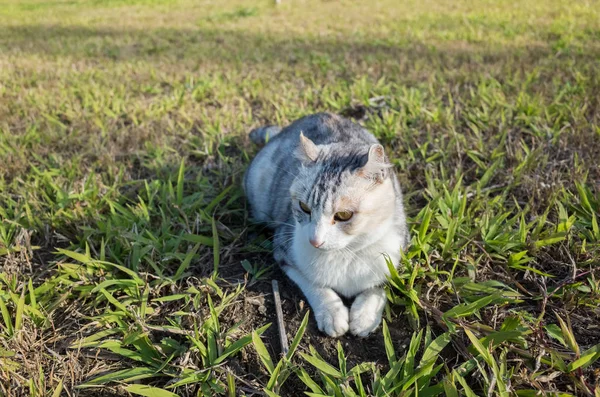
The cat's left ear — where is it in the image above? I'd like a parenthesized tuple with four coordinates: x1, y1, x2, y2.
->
(296, 132, 319, 163)
(359, 144, 392, 183)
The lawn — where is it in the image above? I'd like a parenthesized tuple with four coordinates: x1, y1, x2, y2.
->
(1, 0, 599, 395)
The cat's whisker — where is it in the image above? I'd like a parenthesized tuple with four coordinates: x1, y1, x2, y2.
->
(277, 237, 297, 247)
(274, 230, 297, 238)
(340, 248, 378, 277)
(263, 219, 296, 227)
(340, 247, 382, 281)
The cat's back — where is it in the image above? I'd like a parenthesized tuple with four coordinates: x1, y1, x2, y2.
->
(276, 112, 377, 146)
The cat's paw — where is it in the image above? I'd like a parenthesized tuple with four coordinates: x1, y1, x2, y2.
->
(349, 292, 385, 337)
(315, 300, 349, 337)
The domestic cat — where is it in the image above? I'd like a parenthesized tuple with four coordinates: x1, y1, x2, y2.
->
(244, 113, 409, 337)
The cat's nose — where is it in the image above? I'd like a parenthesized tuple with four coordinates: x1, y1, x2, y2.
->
(309, 237, 324, 248)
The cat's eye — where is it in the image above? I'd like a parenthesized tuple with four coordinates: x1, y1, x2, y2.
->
(334, 211, 353, 222)
(299, 201, 311, 214)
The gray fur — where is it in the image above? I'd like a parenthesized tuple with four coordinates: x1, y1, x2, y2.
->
(244, 112, 408, 270)
(244, 112, 409, 337)
(249, 125, 282, 145)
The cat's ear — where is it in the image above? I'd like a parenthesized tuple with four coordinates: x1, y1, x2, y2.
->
(359, 144, 392, 183)
(296, 132, 319, 163)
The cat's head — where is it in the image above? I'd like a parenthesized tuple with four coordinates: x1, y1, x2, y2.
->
(289, 133, 397, 251)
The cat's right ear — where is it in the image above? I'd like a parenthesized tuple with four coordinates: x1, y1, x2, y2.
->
(296, 132, 319, 163)
(359, 144, 392, 183)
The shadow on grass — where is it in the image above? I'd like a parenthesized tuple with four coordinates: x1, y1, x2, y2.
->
(2, 24, 600, 75)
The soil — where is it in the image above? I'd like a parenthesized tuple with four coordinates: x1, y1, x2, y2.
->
(217, 255, 414, 396)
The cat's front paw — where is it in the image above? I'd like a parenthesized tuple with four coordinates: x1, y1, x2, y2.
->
(315, 300, 349, 337)
(349, 291, 385, 337)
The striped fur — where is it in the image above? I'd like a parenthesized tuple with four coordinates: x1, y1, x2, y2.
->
(244, 113, 409, 337)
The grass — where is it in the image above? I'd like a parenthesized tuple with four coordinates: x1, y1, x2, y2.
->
(0, 0, 599, 395)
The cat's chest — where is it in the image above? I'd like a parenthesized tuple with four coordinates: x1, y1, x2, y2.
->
(291, 233, 401, 297)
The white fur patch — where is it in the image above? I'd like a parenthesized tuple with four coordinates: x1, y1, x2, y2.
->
(283, 265, 349, 337)
(286, 216, 402, 337)
(350, 288, 387, 337)
(315, 295, 349, 337)
(291, 217, 402, 297)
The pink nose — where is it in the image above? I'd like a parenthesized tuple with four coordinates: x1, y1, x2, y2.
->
(309, 237, 324, 248)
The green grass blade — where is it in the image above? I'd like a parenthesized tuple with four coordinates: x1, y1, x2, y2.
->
(69, 328, 123, 348)
(252, 330, 274, 373)
(300, 352, 342, 378)
(79, 368, 158, 386)
(176, 158, 185, 206)
(443, 294, 506, 320)
(454, 371, 478, 397)
(265, 358, 285, 390)
(0, 296, 14, 336)
(211, 217, 220, 276)
(295, 367, 324, 394)
(567, 343, 600, 372)
(14, 290, 25, 332)
(174, 243, 200, 280)
(382, 319, 396, 365)
(337, 341, 347, 376)
(98, 288, 130, 315)
(51, 379, 63, 397)
(56, 248, 92, 264)
(216, 323, 270, 365)
(227, 372, 235, 397)
(28, 279, 37, 310)
(442, 377, 458, 397)
(464, 328, 493, 365)
(419, 205, 433, 242)
(125, 384, 178, 397)
(421, 332, 451, 366)
(402, 329, 422, 379)
(555, 313, 580, 356)
(286, 311, 309, 361)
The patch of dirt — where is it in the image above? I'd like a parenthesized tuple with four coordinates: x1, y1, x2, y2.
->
(217, 255, 413, 395)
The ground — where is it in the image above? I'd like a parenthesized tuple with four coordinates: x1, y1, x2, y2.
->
(0, 0, 599, 395)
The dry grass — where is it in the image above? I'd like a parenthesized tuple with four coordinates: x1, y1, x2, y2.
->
(1, 0, 599, 396)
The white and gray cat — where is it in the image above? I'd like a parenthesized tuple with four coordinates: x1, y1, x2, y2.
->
(244, 113, 409, 337)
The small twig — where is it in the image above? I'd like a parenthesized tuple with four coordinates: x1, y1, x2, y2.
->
(564, 244, 578, 280)
(487, 370, 497, 397)
(272, 280, 289, 356)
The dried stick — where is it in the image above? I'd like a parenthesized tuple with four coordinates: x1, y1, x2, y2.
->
(272, 280, 289, 355)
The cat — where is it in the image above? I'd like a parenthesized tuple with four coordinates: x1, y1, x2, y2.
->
(244, 112, 409, 337)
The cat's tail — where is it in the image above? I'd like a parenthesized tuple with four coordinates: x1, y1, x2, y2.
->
(249, 125, 282, 145)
